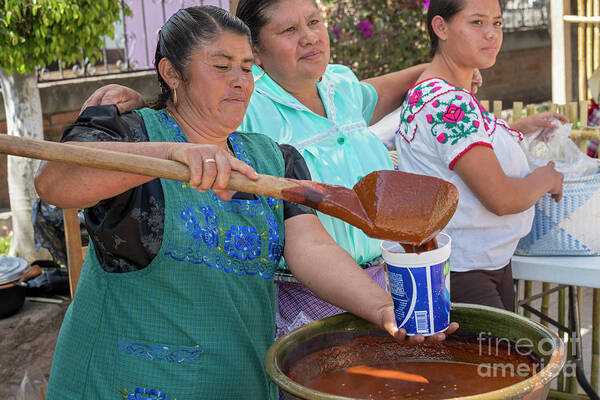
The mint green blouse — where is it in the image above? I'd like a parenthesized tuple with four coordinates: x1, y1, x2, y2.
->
(239, 64, 394, 265)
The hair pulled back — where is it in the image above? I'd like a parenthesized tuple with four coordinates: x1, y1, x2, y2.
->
(427, 0, 503, 58)
(236, 0, 317, 49)
(235, 0, 279, 49)
(153, 6, 250, 109)
(426, 0, 466, 58)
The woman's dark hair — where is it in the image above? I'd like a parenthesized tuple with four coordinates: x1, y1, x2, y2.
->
(427, 0, 466, 58)
(153, 6, 251, 109)
(236, 0, 280, 49)
(236, 0, 317, 48)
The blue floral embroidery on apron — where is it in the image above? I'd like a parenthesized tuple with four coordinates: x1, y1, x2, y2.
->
(120, 387, 178, 400)
(116, 340, 202, 364)
(225, 225, 261, 260)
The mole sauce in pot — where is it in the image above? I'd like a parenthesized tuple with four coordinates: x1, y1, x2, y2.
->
(288, 334, 541, 400)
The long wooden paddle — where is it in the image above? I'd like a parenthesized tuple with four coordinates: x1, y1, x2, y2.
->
(0, 135, 458, 245)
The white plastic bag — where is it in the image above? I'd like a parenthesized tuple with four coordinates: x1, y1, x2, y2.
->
(521, 119, 599, 179)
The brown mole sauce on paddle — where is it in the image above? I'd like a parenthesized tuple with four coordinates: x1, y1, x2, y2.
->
(401, 237, 438, 253)
(279, 170, 458, 248)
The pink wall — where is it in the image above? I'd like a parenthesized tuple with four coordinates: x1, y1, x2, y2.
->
(123, 0, 230, 69)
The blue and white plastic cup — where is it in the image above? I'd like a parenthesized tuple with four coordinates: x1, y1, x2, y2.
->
(381, 233, 451, 336)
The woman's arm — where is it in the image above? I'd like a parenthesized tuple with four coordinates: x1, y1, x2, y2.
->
(36, 141, 174, 208)
(363, 64, 427, 125)
(283, 214, 459, 343)
(81, 84, 145, 114)
(453, 146, 564, 215)
(510, 112, 568, 135)
(35, 141, 258, 209)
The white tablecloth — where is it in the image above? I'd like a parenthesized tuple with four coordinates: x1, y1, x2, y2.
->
(512, 255, 600, 288)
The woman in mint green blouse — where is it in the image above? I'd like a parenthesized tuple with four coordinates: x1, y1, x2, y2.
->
(237, 0, 429, 336)
(83, 0, 430, 335)
(241, 63, 391, 266)
(236, 0, 427, 269)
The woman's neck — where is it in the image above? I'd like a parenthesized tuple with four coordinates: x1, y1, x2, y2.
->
(166, 104, 230, 151)
(423, 53, 474, 91)
(270, 73, 327, 117)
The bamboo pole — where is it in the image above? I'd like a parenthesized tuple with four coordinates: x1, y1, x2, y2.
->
(568, 295, 577, 394)
(493, 100, 502, 119)
(541, 282, 551, 327)
(569, 101, 579, 123)
(594, 0, 600, 70)
(569, 288, 584, 394)
(524, 281, 533, 318)
(588, 0, 594, 99)
(566, 1, 574, 103)
(579, 0, 587, 101)
(559, 104, 567, 117)
(553, 1, 569, 104)
(571, 126, 600, 140)
(513, 101, 523, 122)
(480, 100, 490, 112)
(558, 287, 566, 392)
(526, 104, 536, 117)
(579, 99, 589, 152)
(549, 391, 593, 399)
(564, 15, 600, 23)
(580, 99, 589, 127)
(593, 288, 600, 391)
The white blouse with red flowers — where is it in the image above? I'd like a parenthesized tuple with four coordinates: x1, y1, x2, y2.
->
(395, 78, 534, 272)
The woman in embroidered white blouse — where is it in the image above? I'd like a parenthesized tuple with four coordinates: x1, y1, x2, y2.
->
(395, 0, 566, 311)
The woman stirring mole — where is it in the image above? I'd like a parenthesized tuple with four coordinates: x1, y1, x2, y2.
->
(37, 7, 457, 399)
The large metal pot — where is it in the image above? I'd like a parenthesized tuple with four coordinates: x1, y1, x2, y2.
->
(266, 303, 566, 400)
(0, 257, 28, 318)
(0, 282, 25, 318)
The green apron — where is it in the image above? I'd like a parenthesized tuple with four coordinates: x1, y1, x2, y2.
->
(47, 108, 285, 399)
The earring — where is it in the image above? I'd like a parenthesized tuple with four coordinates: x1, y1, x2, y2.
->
(173, 88, 178, 106)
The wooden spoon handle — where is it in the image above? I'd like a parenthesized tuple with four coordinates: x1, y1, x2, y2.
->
(0, 135, 298, 199)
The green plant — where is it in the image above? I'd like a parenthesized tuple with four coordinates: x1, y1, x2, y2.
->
(0, 0, 128, 74)
(321, 0, 430, 79)
(0, 0, 127, 259)
(0, 234, 11, 256)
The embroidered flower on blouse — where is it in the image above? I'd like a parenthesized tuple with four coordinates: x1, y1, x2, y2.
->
(409, 89, 423, 107)
(442, 104, 466, 124)
(398, 80, 483, 145)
